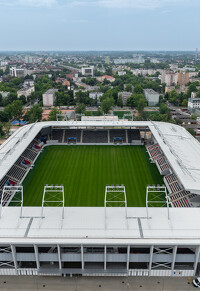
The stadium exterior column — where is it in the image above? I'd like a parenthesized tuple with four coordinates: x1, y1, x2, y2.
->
(171, 245, 177, 275)
(57, 244, 62, 270)
(104, 245, 106, 270)
(11, 245, 17, 274)
(81, 245, 84, 270)
(149, 245, 154, 275)
(34, 245, 40, 270)
(193, 246, 200, 276)
(126, 245, 130, 270)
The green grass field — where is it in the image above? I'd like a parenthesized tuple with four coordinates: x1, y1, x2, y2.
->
(22, 145, 163, 207)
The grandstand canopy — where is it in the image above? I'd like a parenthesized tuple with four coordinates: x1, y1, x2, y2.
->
(0, 207, 200, 245)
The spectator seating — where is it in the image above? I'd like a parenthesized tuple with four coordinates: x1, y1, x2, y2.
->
(128, 129, 140, 142)
(110, 130, 126, 143)
(82, 130, 108, 143)
(0, 134, 42, 206)
(64, 129, 81, 143)
(51, 129, 63, 143)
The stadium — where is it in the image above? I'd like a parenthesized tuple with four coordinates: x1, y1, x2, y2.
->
(0, 119, 200, 277)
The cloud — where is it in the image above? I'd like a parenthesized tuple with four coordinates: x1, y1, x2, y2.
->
(70, 0, 199, 9)
(18, 0, 57, 6)
(0, 0, 57, 7)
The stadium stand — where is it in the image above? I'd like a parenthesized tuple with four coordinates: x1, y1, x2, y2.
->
(0, 134, 42, 206)
(82, 130, 108, 143)
(128, 129, 140, 143)
(147, 143, 162, 161)
(64, 129, 81, 143)
(51, 129, 63, 143)
(147, 143, 196, 208)
(110, 129, 126, 143)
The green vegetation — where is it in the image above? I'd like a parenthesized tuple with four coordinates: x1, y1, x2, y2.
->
(113, 111, 131, 119)
(22, 145, 163, 207)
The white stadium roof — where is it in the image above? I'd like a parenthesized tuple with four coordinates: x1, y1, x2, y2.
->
(0, 207, 200, 245)
(1, 120, 200, 244)
(0, 120, 200, 194)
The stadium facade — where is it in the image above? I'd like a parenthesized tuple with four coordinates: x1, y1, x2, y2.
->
(0, 120, 200, 277)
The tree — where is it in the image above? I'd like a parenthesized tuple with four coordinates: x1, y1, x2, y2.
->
(137, 98, 146, 114)
(75, 103, 86, 114)
(159, 103, 170, 115)
(0, 123, 3, 136)
(11, 100, 23, 120)
(187, 82, 198, 97)
(101, 97, 114, 114)
(125, 84, 133, 92)
(187, 128, 195, 137)
(181, 99, 188, 107)
(191, 115, 197, 120)
(126, 96, 135, 107)
(0, 93, 3, 106)
(117, 95, 123, 107)
(3, 122, 11, 137)
(19, 95, 27, 105)
(48, 108, 61, 121)
(25, 105, 42, 123)
(134, 84, 143, 94)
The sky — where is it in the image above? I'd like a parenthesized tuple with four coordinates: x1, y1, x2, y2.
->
(0, 0, 199, 51)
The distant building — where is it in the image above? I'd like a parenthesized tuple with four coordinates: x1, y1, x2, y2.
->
(105, 56, 110, 65)
(191, 92, 197, 99)
(56, 78, 70, 88)
(89, 92, 103, 101)
(160, 71, 177, 86)
(0, 61, 8, 66)
(114, 55, 145, 65)
(17, 86, 35, 99)
(10, 67, 24, 78)
(118, 92, 132, 105)
(118, 71, 126, 76)
(42, 89, 58, 106)
(66, 74, 74, 80)
(25, 55, 33, 64)
(23, 79, 34, 88)
(177, 71, 189, 86)
(144, 89, 159, 106)
(81, 66, 94, 76)
(188, 98, 200, 111)
(97, 75, 115, 83)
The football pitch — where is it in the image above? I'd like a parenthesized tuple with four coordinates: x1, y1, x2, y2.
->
(22, 145, 163, 207)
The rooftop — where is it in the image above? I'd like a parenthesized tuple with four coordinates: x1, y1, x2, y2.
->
(43, 89, 58, 95)
(0, 206, 200, 244)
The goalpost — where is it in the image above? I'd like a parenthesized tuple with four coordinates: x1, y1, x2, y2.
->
(67, 137, 77, 144)
(113, 137, 123, 144)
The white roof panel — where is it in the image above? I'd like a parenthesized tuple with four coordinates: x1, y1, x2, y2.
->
(0, 207, 199, 245)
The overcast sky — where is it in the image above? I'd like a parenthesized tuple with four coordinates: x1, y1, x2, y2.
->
(0, 0, 199, 51)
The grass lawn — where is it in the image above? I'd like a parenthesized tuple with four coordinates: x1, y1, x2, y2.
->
(22, 145, 163, 207)
(113, 111, 131, 119)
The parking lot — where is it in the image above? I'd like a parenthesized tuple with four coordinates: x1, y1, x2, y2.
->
(0, 276, 196, 291)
